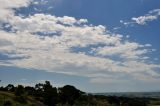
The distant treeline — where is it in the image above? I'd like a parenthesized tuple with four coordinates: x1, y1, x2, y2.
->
(0, 81, 157, 106)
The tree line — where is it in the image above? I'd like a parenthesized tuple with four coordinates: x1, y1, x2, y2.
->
(0, 81, 84, 106)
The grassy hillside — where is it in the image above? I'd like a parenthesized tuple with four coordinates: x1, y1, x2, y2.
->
(0, 91, 44, 106)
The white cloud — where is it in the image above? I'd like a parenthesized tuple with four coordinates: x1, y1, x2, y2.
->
(132, 15, 157, 25)
(0, 0, 160, 84)
(0, 0, 32, 22)
(32, 0, 48, 5)
(93, 42, 149, 59)
(149, 9, 160, 15)
(121, 9, 160, 25)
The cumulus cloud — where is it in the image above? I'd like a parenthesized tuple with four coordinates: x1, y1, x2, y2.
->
(0, 0, 160, 84)
(0, 0, 32, 22)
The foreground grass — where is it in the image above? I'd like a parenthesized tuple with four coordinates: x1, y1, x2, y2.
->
(1, 91, 160, 106)
(0, 91, 44, 106)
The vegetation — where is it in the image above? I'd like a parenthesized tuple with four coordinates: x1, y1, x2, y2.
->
(0, 81, 160, 106)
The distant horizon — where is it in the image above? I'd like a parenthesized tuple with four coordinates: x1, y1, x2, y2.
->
(1, 80, 160, 94)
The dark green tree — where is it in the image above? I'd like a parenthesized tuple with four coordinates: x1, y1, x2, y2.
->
(58, 85, 83, 105)
(25, 86, 36, 96)
(43, 81, 58, 106)
(15, 85, 25, 96)
(5, 84, 15, 92)
(14, 85, 27, 104)
(35, 83, 44, 97)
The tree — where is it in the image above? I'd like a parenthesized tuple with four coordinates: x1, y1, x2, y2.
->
(35, 83, 44, 97)
(58, 85, 83, 105)
(14, 85, 27, 104)
(0, 86, 7, 91)
(25, 86, 35, 96)
(43, 81, 58, 106)
(5, 84, 15, 92)
(15, 85, 25, 96)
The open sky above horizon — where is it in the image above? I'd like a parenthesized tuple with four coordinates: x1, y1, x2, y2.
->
(0, 0, 160, 92)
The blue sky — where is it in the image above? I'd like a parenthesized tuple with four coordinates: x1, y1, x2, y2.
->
(0, 0, 160, 92)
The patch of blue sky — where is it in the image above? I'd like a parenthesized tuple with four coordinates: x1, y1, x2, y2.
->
(32, 31, 62, 37)
(0, 65, 142, 92)
(14, 0, 54, 17)
(70, 44, 105, 55)
(0, 23, 15, 33)
(118, 20, 160, 62)
(0, 53, 15, 60)
(0, 53, 29, 61)
(0, 66, 90, 91)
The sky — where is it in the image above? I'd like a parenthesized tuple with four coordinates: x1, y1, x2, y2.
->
(0, 0, 160, 93)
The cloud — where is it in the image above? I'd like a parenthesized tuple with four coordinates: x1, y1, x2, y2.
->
(0, 0, 160, 84)
(32, 0, 48, 5)
(93, 42, 150, 59)
(121, 9, 160, 25)
(132, 15, 157, 25)
(0, 0, 32, 22)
